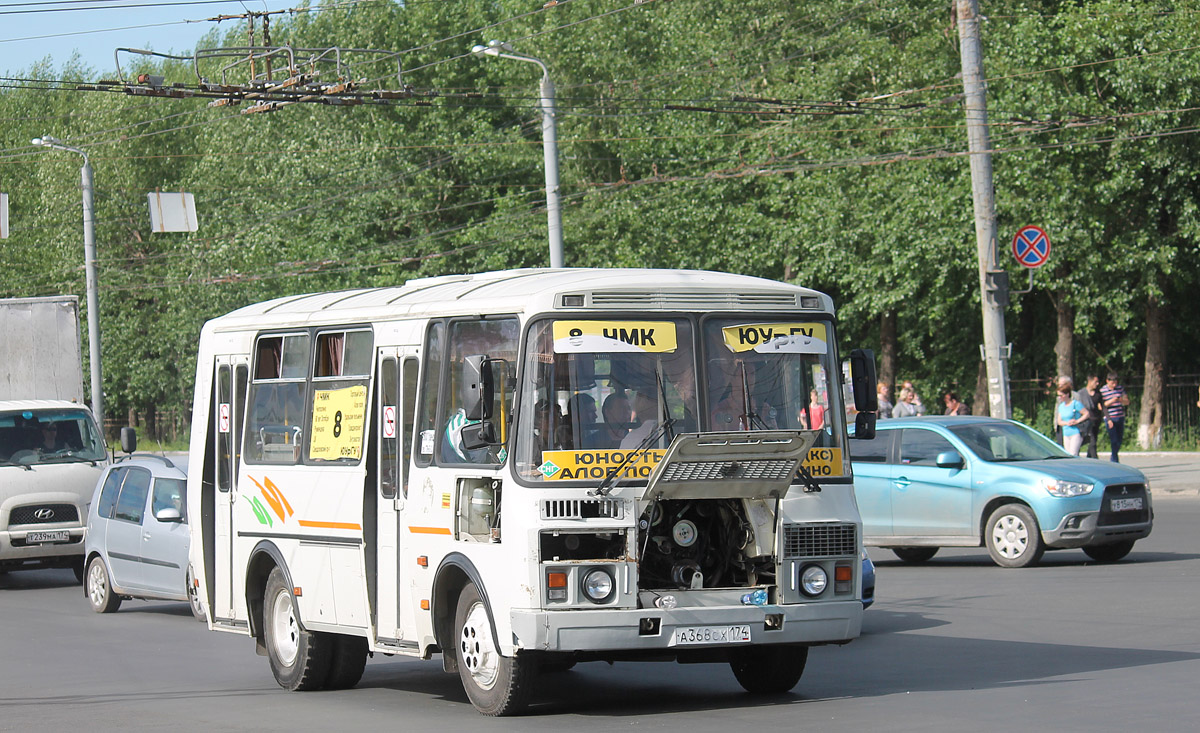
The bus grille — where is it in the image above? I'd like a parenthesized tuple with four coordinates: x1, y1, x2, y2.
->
(10, 504, 79, 526)
(541, 499, 624, 521)
(782, 523, 857, 558)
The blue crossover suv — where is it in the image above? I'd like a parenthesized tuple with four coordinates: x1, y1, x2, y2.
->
(851, 417, 1153, 568)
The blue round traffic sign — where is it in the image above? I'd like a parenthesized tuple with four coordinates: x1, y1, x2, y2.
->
(1012, 225, 1050, 268)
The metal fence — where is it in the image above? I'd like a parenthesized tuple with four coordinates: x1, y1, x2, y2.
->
(1011, 374, 1200, 448)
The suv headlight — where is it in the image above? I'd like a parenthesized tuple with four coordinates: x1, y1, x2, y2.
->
(1043, 479, 1094, 497)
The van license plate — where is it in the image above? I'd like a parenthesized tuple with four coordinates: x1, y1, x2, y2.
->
(1110, 498, 1143, 512)
(26, 530, 69, 543)
(669, 625, 752, 646)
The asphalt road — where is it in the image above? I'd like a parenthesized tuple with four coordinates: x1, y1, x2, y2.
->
(2, 469, 1198, 731)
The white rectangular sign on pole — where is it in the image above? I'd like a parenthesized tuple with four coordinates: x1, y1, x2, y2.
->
(147, 191, 199, 232)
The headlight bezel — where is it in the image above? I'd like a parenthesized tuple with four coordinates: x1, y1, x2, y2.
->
(1043, 478, 1095, 498)
(799, 564, 828, 597)
(581, 568, 615, 604)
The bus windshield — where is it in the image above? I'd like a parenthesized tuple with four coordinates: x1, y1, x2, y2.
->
(516, 316, 849, 483)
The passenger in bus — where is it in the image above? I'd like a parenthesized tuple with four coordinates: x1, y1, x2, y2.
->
(562, 394, 601, 449)
(620, 389, 661, 449)
(597, 392, 632, 448)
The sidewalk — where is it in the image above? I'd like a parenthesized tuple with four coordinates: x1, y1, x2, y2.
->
(1120, 452, 1200, 497)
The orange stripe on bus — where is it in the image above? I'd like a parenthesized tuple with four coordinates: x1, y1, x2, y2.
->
(296, 520, 362, 531)
(408, 526, 452, 535)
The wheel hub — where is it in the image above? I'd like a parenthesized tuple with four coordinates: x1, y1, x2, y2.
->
(459, 601, 500, 691)
(87, 563, 106, 606)
(269, 588, 300, 666)
(992, 515, 1028, 558)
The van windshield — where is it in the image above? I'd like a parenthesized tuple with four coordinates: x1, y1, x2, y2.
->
(0, 409, 106, 464)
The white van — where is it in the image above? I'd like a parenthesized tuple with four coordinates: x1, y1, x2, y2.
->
(0, 400, 108, 581)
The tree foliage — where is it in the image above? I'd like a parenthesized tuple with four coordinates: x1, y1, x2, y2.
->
(2, 0, 1198, 437)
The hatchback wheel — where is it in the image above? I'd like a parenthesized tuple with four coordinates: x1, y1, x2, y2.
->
(892, 547, 938, 563)
(1083, 540, 1135, 563)
(86, 556, 122, 613)
(986, 504, 1044, 568)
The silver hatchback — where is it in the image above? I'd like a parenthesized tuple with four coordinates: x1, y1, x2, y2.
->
(83, 451, 203, 619)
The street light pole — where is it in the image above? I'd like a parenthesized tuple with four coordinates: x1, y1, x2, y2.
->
(471, 41, 564, 268)
(31, 136, 105, 433)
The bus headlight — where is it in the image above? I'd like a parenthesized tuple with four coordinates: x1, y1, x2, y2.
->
(581, 568, 615, 603)
(800, 565, 828, 597)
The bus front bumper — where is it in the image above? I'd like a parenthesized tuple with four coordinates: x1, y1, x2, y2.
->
(510, 600, 862, 653)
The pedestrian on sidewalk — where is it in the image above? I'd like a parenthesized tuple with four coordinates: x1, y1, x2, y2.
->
(1100, 372, 1130, 462)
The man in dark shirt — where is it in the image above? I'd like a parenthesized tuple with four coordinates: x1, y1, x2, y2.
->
(1075, 374, 1102, 459)
(1099, 372, 1130, 462)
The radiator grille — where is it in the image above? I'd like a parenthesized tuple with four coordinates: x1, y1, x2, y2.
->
(541, 498, 624, 521)
(1097, 484, 1150, 526)
(9, 503, 79, 526)
(658, 459, 796, 483)
(782, 523, 857, 558)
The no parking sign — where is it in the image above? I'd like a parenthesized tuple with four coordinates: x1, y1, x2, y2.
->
(1012, 225, 1051, 268)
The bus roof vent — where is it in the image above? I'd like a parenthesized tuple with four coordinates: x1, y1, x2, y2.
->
(588, 292, 798, 310)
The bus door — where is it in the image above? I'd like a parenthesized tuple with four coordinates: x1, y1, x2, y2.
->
(213, 355, 248, 623)
(375, 349, 420, 646)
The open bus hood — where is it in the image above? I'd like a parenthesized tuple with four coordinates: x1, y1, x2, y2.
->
(639, 430, 819, 502)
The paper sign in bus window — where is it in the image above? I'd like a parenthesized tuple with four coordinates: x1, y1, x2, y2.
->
(309, 385, 367, 461)
(553, 321, 677, 353)
(721, 323, 827, 354)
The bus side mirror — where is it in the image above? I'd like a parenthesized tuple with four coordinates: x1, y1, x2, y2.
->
(462, 355, 494, 421)
(460, 421, 497, 451)
(120, 426, 138, 454)
(849, 349, 878, 440)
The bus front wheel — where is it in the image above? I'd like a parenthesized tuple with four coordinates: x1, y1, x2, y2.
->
(729, 644, 808, 694)
(454, 583, 533, 716)
(264, 567, 331, 691)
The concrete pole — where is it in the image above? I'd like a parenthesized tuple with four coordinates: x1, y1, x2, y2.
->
(539, 73, 564, 269)
(80, 158, 105, 433)
(957, 0, 1011, 418)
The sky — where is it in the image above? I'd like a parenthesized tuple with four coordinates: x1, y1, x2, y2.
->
(0, 1, 305, 78)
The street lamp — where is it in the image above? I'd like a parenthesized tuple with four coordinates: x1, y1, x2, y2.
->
(31, 135, 105, 433)
(470, 40, 564, 268)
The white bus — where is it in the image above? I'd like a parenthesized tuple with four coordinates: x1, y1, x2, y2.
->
(187, 268, 879, 715)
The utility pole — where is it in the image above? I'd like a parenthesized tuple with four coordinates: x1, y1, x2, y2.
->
(957, 0, 1011, 418)
(32, 136, 105, 433)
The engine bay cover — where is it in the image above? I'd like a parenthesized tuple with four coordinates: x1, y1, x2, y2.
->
(639, 430, 818, 502)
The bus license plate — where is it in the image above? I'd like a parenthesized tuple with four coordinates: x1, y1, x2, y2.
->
(1110, 497, 1143, 512)
(26, 530, 69, 543)
(670, 625, 752, 646)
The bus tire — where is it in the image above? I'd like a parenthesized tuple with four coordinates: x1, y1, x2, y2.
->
(324, 634, 369, 690)
(86, 556, 121, 613)
(454, 583, 533, 716)
(264, 566, 331, 691)
(730, 644, 808, 694)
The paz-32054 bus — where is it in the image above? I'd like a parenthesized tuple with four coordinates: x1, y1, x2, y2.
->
(187, 268, 878, 715)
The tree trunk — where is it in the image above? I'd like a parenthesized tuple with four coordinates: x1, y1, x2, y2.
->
(973, 359, 988, 415)
(879, 310, 897, 391)
(1053, 293, 1074, 386)
(1138, 295, 1167, 449)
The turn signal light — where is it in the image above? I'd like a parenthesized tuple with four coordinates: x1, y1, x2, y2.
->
(835, 566, 853, 582)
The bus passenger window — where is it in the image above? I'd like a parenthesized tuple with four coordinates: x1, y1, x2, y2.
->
(414, 322, 444, 467)
(245, 333, 309, 464)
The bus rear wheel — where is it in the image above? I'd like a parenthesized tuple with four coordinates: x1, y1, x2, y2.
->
(454, 583, 533, 716)
(264, 567, 331, 691)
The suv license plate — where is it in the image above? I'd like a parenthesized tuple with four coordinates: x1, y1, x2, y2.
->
(26, 530, 69, 543)
(669, 625, 752, 646)
(1110, 497, 1143, 512)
